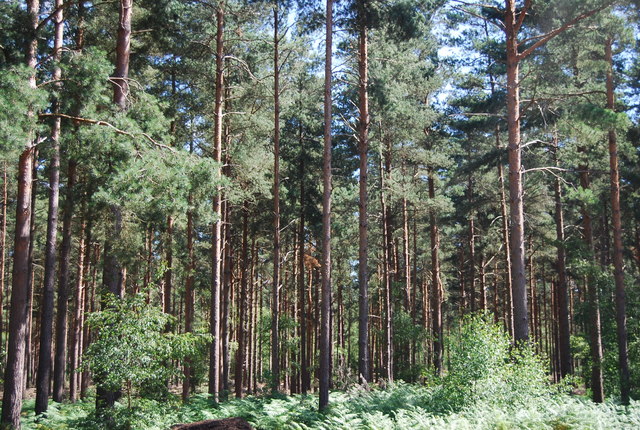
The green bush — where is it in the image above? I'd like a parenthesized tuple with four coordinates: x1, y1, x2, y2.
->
(436, 314, 549, 412)
(83, 292, 210, 406)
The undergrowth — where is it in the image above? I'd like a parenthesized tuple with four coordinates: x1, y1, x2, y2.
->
(21, 388, 640, 430)
(21, 317, 639, 429)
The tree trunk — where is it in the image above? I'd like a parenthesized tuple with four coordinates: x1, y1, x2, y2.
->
(318, 0, 333, 411)
(235, 205, 249, 398)
(208, 2, 224, 402)
(26, 153, 38, 388)
(97, 0, 132, 411)
(552, 137, 571, 378)
(402, 197, 411, 313)
(0, 162, 6, 351)
(501, 0, 613, 343)
(497, 144, 514, 336)
(605, 38, 629, 405)
(504, 2, 528, 343)
(1, 0, 38, 426)
(221, 202, 232, 397)
(163, 216, 173, 314)
(271, 1, 281, 394)
(579, 162, 604, 402)
(69, 220, 86, 402)
(380, 145, 393, 382)
(428, 171, 443, 376)
(357, 8, 371, 385)
(35, 0, 64, 412)
(479, 255, 486, 312)
(81, 242, 99, 399)
(113, 0, 132, 110)
(467, 177, 476, 313)
(53, 157, 79, 405)
(182, 197, 195, 400)
(298, 134, 310, 395)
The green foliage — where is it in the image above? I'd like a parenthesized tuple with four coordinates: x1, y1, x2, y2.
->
(21, 387, 640, 429)
(0, 65, 48, 157)
(437, 314, 550, 413)
(83, 293, 210, 403)
(26, 317, 640, 429)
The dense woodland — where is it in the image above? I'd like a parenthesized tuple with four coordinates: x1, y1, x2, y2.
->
(0, 0, 639, 428)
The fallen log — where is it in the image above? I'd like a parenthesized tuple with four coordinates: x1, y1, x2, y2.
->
(171, 417, 253, 430)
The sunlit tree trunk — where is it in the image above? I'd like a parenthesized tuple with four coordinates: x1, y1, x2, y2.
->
(271, 0, 281, 394)
(35, 0, 64, 412)
(1, 1, 39, 427)
(357, 3, 371, 385)
(605, 38, 629, 405)
(97, 0, 132, 411)
(319, 9, 334, 399)
(208, 2, 224, 402)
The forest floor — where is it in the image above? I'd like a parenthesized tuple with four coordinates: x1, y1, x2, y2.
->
(19, 383, 640, 430)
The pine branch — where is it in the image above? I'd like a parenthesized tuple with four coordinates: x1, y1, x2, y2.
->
(518, 2, 616, 60)
(39, 113, 176, 152)
(514, 0, 532, 33)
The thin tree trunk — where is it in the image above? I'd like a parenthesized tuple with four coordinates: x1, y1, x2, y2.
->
(81, 242, 99, 399)
(69, 220, 86, 402)
(271, 1, 281, 394)
(0, 162, 6, 351)
(380, 146, 393, 382)
(428, 170, 443, 376)
(182, 197, 195, 400)
(605, 38, 630, 405)
(552, 137, 571, 378)
(468, 178, 476, 313)
(402, 197, 411, 313)
(479, 255, 486, 311)
(221, 202, 232, 397)
(235, 205, 249, 398)
(247, 234, 255, 395)
(497, 147, 514, 337)
(357, 9, 371, 385)
(579, 162, 604, 402)
(298, 134, 310, 395)
(163, 216, 173, 314)
(208, 2, 224, 402)
(35, 0, 64, 411)
(53, 158, 76, 403)
(319, 0, 333, 411)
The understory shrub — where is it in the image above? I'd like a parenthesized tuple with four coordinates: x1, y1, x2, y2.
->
(435, 314, 550, 413)
(21, 316, 638, 429)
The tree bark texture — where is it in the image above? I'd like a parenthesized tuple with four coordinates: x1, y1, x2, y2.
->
(1, 1, 38, 427)
(208, 3, 224, 402)
(319, 0, 333, 406)
(35, 0, 64, 411)
(357, 12, 371, 385)
(605, 38, 630, 405)
(552, 138, 571, 378)
(271, 2, 281, 394)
